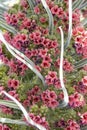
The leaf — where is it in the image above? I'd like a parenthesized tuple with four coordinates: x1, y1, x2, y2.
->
(64, 0, 72, 49)
(0, 0, 20, 7)
(0, 117, 27, 126)
(81, 18, 87, 26)
(78, 1, 87, 10)
(0, 100, 20, 110)
(72, 0, 87, 10)
(72, 0, 85, 10)
(74, 58, 87, 69)
(0, 18, 17, 34)
(81, 126, 87, 130)
(0, 3, 8, 11)
(40, 0, 54, 34)
(58, 27, 69, 108)
(27, 0, 35, 11)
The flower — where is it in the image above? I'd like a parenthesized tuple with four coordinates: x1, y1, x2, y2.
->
(69, 92, 85, 108)
(82, 76, 87, 86)
(34, 6, 40, 14)
(8, 79, 19, 89)
(65, 120, 80, 130)
(80, 112, 87, 125)
(41, 90, 58, 109)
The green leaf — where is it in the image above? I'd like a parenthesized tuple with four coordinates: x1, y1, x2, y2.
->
(0, 117, 27, 126)
(40, 0, 54, 34)
(74, 58, 87, 69)
(0, 100, 20, 110)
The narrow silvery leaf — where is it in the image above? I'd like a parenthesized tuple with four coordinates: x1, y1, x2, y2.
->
(0, 3, 8, 11)
(58, 27, 69, 108)
(27, 0, 35, 11)
(0, 19, 17, 34)
(64, 0, 72, 49)
(40, 0, 54, 34)
(78, 1, 87, 10)
(0, 91, 46, 130)
(74, 58, 87, 69)
(75, 58, 87, 66)
(0, 15, 4, 20)
(81, 126, 87, 130)
(81, 18, 87, 26)
(72, 0, 84, 10)
(72, 0, 78, 6)
(32, 0, 36, 6)
(0, 31, 46, 88)
(0, 100, 20, 110)
(0, 118, 28, 126)
(0, 0, 20, 7)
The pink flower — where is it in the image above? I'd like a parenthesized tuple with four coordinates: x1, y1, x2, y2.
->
(80, 112, 87, 125)
(41, 90, 58, 109)
(0, 124, 3, 130)
(69, 93, 85, 108)
(29, 113, 49, 129)
(17, 12, 26, 20)
(41, 60, 51, 68)
(8, 79, 19, 89)
(43, 55, 52, 62)
(1, 106, 12, 114)
(49, 100, 59, 109)
(40, 17, 47, 23)
(65, 120, 80, 130)
(54, 78, 61, 89)
(82, 76, 87, 86)
(45, 71, 58, 86)
(48, 71, 57, 79)
(20, 0, 28, 8)
(32, 95, 40, 104)
(0, 124, 10, 130)
(72, 28, 78, 36)
(0, 47, 2, 54)
(23, 100, 30, 107)
(48, 91, 57, 99)
(34, 6, 40, 14)
(39, 49, 48, 58)
(51, 5, 59, 15)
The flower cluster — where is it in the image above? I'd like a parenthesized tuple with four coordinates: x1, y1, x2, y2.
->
(74, 76, 87, 94)
(73, 26, 87, 58)
(0, 124, 10, 130)
(29, 113, 49, 130)
(41, 90, 59, 109)
(65, 120, 80, 130)
(0, 0, 87, 130)
(69, 92, 85, 108)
